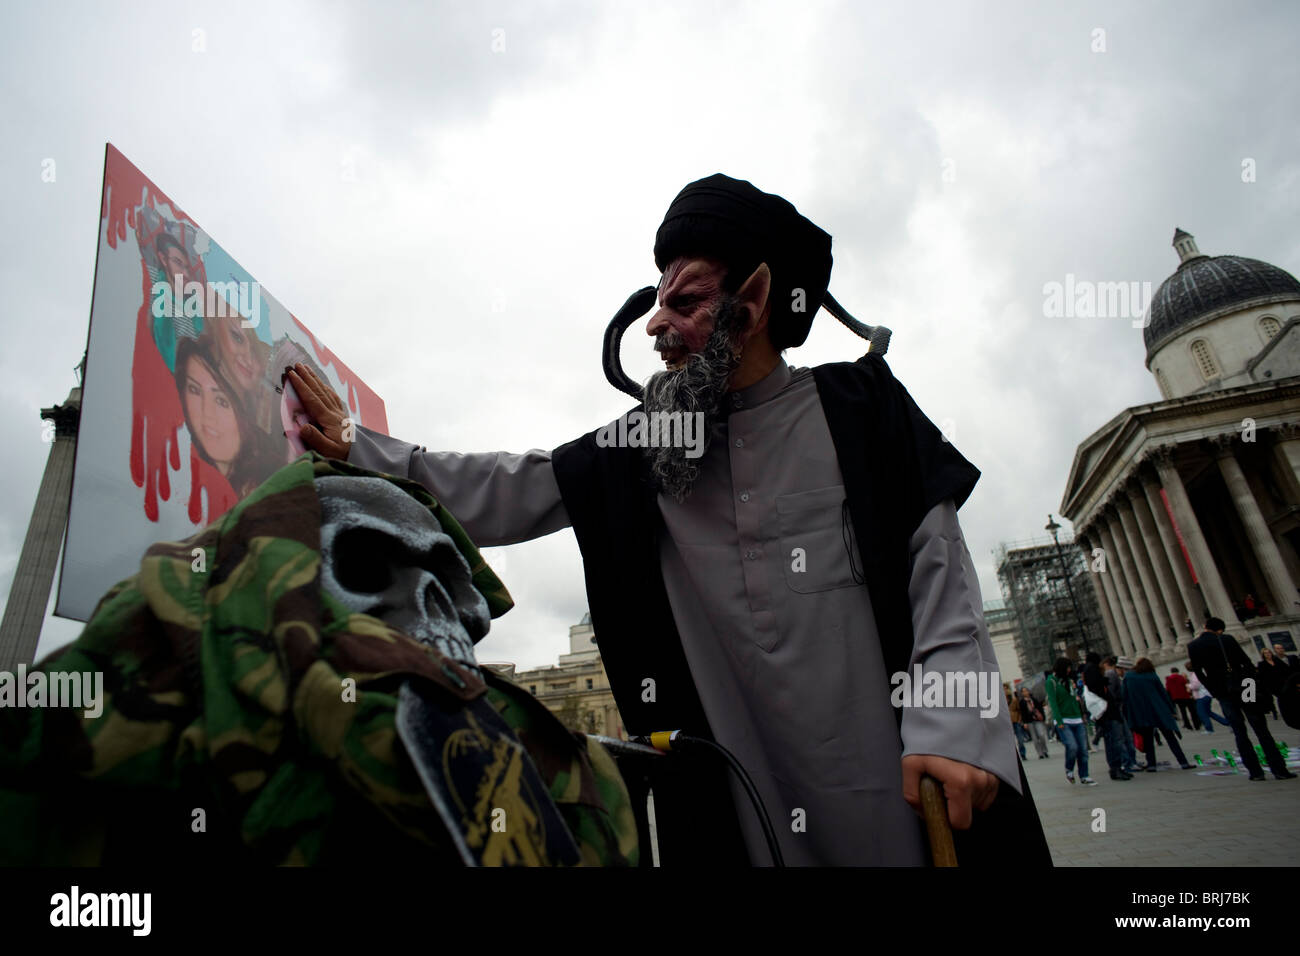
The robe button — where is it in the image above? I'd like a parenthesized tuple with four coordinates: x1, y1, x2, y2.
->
(740, 492, 750, 502)
(745, 550, 757, 560)
(734, 438, 744, 448)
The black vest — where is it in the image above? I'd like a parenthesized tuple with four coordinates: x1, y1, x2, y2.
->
(552, 353, 1051, 866)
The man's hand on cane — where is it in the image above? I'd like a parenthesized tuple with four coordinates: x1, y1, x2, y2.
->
(902, 754, 999, 830)
(287, 364, 353, 461)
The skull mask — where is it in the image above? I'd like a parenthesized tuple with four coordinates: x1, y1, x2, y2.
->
(315, 476, 491, 674)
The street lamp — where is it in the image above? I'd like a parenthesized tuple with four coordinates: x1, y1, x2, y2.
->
(1046, 514, 1090, 657)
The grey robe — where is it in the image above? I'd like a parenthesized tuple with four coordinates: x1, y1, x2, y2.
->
(348, 358, 1020, 865)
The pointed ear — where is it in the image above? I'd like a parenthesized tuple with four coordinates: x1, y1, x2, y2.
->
(733, 262, 772, 343)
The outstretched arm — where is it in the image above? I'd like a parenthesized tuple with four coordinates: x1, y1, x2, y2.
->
(290, 364, 570, 547)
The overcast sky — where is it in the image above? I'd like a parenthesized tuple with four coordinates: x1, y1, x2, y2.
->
(3, 1, 1298, 670)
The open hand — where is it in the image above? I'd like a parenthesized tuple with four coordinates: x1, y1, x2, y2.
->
(902, 753, 999, 830)
(286, 363, 353, 460)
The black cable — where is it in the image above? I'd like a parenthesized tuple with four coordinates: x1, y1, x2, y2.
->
(632, 731, 785, 867)
(842, 498, 865, 585)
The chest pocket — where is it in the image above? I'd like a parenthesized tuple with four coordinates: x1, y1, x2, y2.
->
(776, 485, 863, 594)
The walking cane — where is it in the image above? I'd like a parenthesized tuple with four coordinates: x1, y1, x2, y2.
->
(919, 774, 958, 867)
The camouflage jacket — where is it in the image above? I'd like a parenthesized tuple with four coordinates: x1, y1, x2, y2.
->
(0, 454, 637, 866)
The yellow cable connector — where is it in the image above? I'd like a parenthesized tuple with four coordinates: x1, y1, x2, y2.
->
(649, 730, 677, 752)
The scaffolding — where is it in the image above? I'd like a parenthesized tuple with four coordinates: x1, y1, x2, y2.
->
(994, 534, 1106, 679)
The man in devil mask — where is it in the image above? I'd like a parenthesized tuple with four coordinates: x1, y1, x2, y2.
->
(290, 173, 1051, 866)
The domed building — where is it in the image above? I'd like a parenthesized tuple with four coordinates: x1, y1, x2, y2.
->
(1060, 230, 1300, 664)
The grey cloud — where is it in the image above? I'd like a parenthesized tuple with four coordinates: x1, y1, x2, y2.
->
(3, 1, 1299, 672)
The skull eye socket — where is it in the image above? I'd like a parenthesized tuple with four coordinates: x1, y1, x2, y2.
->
(332, 527, 399, 593)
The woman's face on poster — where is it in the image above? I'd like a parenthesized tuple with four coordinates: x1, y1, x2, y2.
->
(280, 376, 311, 461)
(183, 355, 241, 473)
(213, 315, 261, 394)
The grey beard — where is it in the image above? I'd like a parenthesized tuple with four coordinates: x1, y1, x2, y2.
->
(642, 296, 743, 501)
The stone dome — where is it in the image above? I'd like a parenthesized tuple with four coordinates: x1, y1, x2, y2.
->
(1144, 229, 1300, 361)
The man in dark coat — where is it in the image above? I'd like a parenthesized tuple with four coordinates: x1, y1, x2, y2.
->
(291, 173, 1052, 866)
(1257, 648, 1290, 720)
(1083, 651, 1131, 780)
(1187, 618, 1294, 781)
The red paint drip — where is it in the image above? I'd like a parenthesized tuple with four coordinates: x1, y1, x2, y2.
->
(102, 144, 196, 252)
(129, 267, 182, 522)
(109, 143, 385, 526)
(115, 145, 234, 526)
(187, 446, 238, 525)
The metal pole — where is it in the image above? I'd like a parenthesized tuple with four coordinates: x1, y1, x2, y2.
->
(1047, 515, 1090, 657)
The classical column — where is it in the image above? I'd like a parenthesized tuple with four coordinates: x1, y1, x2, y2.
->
(1097, 512, 1149, 655)
(1212, 434, 1300, 617)
(1097, 520, 1138, 655)
(1138, 464, 1202, 647)
(0, 388, 80, 672)
(1102, 508, 1156, 652)
(1115, 494, 1173, 650)
(1152, 444, 1234, 621)
(1274, 422, 1300, 491)
(1080, 529, 1124, 656)
(1126, 479, 1183, 650)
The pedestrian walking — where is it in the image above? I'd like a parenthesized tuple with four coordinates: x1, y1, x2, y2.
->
(1007, 683, 1027, 760)
(1187, 664, 1231, 734)
(1258, 648, 1288, 721)
(1165, 666, 1200, 730)
(1083, 651, 1132, 781)
(1104, 656, 1140, 773)
(1122, 658, 1196, 771)
(1115, 656, 1140, 769)
(1018, 686, 1050, 759)
(1074, 673, 1097, 753)
(1046, 658, 1096, 785)
(1188, 619, 1296, 781)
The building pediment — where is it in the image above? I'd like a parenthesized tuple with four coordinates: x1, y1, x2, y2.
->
(1061, 410, 1135, 515)
(1060, 376, 1300, 523)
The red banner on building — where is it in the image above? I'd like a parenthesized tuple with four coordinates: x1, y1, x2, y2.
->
(1159, 487, 1198, 584)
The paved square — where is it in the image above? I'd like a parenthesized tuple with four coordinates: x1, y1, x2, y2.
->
(1021, 723, 1300, 866)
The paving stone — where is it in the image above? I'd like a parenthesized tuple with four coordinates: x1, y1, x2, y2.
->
(1020, 728, 1298, 867)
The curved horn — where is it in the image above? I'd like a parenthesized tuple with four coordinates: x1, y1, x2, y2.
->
(603, 287, 893, 401)
(602, 285, 657, 401)
(822, 292, 892, 356)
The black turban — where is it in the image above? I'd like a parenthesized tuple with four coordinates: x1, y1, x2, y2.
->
(653, 173, 832, 350)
